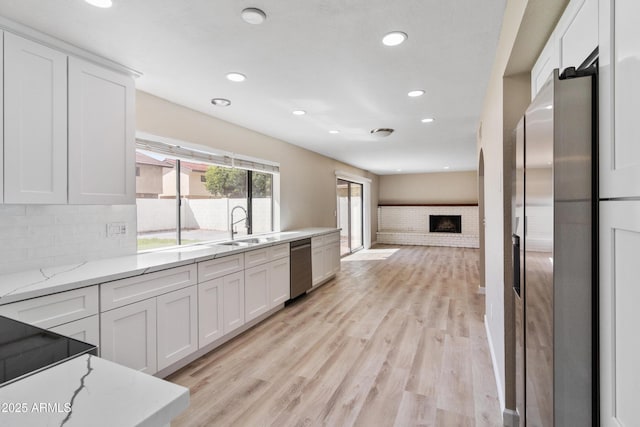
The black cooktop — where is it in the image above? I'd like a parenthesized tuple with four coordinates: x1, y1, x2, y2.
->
(0, 316, 97, 387)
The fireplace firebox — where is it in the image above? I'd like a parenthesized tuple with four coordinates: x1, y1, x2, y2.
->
(429, 215, 462, 233)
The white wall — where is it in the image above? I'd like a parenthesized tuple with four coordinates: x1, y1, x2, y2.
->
(0, 204, 137, 274)
(136, 91, 379, 239)
(136, 198, 272, 234)
(379, 171, 478, 204)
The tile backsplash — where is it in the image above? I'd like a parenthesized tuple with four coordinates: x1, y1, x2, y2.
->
(0, 204, 137, 274)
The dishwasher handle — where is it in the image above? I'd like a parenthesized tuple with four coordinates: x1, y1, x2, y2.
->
(291, 243, 311, 252)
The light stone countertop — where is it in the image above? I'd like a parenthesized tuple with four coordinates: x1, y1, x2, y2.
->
(0, 354, 189, 427)
(0, 228, 339, 305)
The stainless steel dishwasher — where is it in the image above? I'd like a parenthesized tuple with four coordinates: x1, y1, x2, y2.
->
(289, 238, 312, 299)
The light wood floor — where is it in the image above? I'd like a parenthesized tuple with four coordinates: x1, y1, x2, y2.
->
(167, 245, 502, 427)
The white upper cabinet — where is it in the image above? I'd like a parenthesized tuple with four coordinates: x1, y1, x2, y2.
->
(68, 57, 135, 204)
(531, 0, 598, 98)
(599, 0, 640, 198)
(557, 0, 598, 70)
(531, 36, 559, 98)
(3, 32, 67, 204)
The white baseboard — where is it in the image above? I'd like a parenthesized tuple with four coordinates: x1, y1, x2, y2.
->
(484, 315, 505, 413)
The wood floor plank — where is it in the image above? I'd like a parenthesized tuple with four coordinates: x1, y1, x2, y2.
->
(167, 245, 502, 427)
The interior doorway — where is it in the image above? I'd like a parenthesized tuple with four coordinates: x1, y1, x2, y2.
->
(337, 178, 364, 255)
(478, 149, 486, 290)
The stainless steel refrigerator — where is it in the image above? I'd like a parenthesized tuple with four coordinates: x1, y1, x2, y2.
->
(512, 68, 597, 426)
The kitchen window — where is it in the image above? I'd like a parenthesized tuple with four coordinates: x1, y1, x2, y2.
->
(135, 134, 278, 251)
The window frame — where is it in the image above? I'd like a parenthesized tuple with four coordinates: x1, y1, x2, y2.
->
(135, 140, 278, 252)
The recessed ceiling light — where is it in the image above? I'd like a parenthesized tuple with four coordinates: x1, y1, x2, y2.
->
(421, 118, 435, 123)
(443, 166, 450, 170)
(211, 98, 231, 107)
(241, 7, 267, 24)
(371, 128, 394, 137)
(329, 130, 340, 134)
(408, 90, 425, 97)
(382, 31, 408, 46)
(396, 169, 402, 172)
(545, 105, 553, 110)
(85, 0, 112, 7)
(292, 110, 306, 116)
(226, 72, 246, 82)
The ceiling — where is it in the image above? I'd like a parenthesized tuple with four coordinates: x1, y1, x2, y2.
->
(0, 0, 506, 175)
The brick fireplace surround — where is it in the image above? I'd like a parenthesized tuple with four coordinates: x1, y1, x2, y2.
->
(376, 205, 480, 248)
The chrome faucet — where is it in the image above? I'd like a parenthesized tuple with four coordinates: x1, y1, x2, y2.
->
(230, 205, 248, 240)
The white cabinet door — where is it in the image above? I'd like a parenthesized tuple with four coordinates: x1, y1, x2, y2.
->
(531, 35, 558, 98)
(100, 298, 157, 375)
(222, 271, 245, 334)
(198, 278, 224, 348)
(3, 32, 67, 204)
(322, 244, 335, 281)
(599, 201, 640, 426)
(326, 241, 341, 276)
(50, 315, 100, 347)
(157, 286, 198, 371)
(244, 263, 270, 322)
(556, 0, 598, 70)
(68, 57, 135, 204)
(311, 246, 324, 286)
(269, 256, 290, 308)
(599, 0, 640, 198)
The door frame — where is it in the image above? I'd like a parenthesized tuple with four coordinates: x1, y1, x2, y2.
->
(335, 170, 371, 251)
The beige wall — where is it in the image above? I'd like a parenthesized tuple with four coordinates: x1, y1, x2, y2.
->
(136, 164, 164, 195)
(379, 171, 478, 205)
(136, 91, 379, 240)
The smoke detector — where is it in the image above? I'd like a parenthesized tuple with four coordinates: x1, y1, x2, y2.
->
(371, 128, 394, 137)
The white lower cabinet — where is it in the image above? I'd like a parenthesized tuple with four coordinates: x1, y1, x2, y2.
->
(599, 201, 640, 426)
(222, 271, 245, 334)
(245, 250, 291, 322)
(50, 315, 99, 347)
(156, 286, 198, 371)
(100, 298, 157, 375)
(245, 264, 270, 322)
(312, 232, 341, 287)
(311, 245, 324, 285)
(198, 278, 224, 348)
(270, 256, 290, 307)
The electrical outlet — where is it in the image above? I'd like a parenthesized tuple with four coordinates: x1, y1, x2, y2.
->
(107, 222, 128, 237)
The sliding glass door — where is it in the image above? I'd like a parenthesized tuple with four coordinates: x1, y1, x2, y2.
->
(337, 179, 363, 255)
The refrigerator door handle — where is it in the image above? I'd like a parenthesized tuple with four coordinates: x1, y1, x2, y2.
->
(512, 233, 521, 296)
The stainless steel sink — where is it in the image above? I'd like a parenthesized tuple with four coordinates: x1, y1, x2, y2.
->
(216, 241, 252, 247)
(211, 235, 278, 248)
(238, 236, 278, 244)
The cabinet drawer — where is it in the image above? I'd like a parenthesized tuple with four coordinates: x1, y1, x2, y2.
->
(311, 236, 325, 248)
(269, 243, 290, 260)
(245, 248, 270, 268)
(198, 254, 244, 282)
(49, 315, 99, 347)
(324, 232, 340, 245)
(0, 286, 98, 329)
(101, 265, 197, 311)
